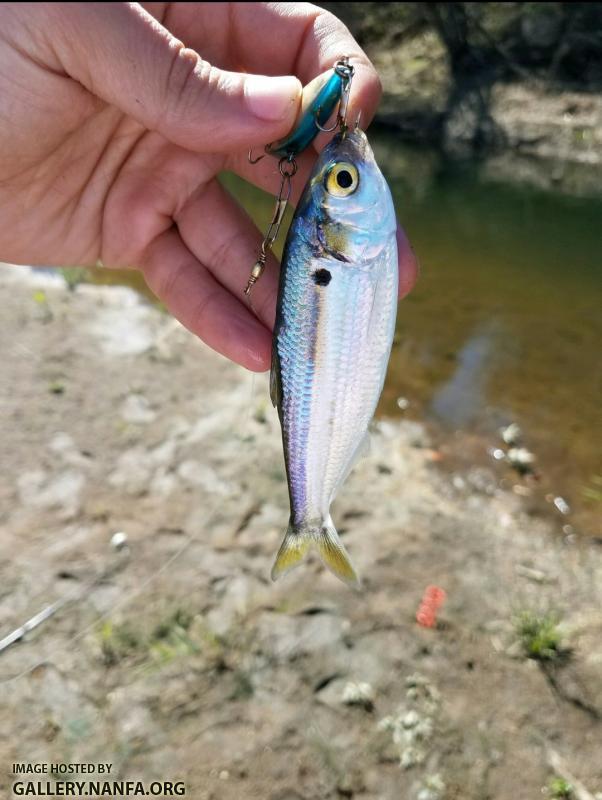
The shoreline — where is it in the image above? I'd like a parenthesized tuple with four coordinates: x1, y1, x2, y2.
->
(3, 262, 598, 541)
(321, 3, 602, 192)
(1, 265, 601, 798)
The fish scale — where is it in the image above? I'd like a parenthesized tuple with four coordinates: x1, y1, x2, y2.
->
(270, 129, 398, 586)
(319, 269, 368, 506)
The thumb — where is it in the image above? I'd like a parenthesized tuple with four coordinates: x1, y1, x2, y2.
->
(50, 3, 302, 152)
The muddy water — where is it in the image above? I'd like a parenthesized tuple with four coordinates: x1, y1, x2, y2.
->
(371, 132, 602, 537)
(89, 130, 602, 536)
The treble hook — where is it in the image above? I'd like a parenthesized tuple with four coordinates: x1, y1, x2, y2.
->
(248, 147, 266, 165)
(314, 57, 355, 137)
(314, 106, 340, 133)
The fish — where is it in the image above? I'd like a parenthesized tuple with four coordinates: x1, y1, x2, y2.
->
(270, 128, 398, 587)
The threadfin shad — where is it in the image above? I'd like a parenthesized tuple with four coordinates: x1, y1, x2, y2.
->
(270, 128, 398, 587)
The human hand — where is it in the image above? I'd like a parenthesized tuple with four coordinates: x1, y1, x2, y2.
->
(0, 2, 418, 370)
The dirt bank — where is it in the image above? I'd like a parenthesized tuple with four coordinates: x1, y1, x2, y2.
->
(322, 2, 602, 195)
(1, 265, 601, 799)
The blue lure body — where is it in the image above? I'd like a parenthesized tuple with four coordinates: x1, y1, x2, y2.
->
(266, 69, 347, 159)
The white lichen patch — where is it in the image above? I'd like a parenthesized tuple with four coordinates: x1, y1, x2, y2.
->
(418, 773, 446, 800)
(378, 673, 441, 771)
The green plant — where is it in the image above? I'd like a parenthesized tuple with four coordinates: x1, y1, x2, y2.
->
(100, 609, 200, 669)
(514, 611, 565, 662)
(99, 621, 143, 666)
(59, 267, 90, 291)
(152, 608, 193, 640)
(582, 474, 602, 504)
(547, 776, 573, 799)
(148, 608, 199, 665)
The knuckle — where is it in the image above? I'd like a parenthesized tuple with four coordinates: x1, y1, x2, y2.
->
(153, 255, 186, 304)
(102, 174, 166, 268)
(161, 45, 218, 130)
(191, 287, 221, 333)
(206, 228, 246, 275)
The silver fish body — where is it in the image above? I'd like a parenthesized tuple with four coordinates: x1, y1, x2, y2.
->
(270, 129, 398, 586)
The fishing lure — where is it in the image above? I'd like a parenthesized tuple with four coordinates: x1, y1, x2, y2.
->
(244, 58, 354, 296)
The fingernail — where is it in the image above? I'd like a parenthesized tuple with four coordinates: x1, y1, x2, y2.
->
(244, 75, 301, 121)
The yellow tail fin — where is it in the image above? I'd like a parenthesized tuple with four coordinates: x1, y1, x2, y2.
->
(271, 518, 360, 588)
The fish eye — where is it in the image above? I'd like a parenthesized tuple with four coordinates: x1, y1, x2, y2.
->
(325, 162, 359, 197)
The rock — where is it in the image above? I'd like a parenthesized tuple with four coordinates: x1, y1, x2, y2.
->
(87, 289, 154, 356)
(500, 423, 522, 446)
(489, 447, 506, 461)
(315, 677, 348, 710)
(121, 394, 157, 424)
(553, 496, 571, 515)
(107, 685, 163, 750)
(17, 469, 85, 518)
(204, 574, 268, 636)
(110, 531, 128, 550)
(150, 468, 178, 497)
(341, 680, 375, 710)
(48, 432, 74, 454)
(256, 611, 345, 661)
(507, 447, 536, 472)
(177, 460, 233, 495)
(108, 448, 152, 494)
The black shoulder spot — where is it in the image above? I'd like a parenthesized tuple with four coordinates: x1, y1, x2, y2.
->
(313, 269, 332, 287)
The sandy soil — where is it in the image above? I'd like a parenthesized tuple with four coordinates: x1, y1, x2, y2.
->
(0, 265, 601, 800)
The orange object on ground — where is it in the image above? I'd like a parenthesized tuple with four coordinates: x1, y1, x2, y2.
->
(416, 585, 447, 628)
